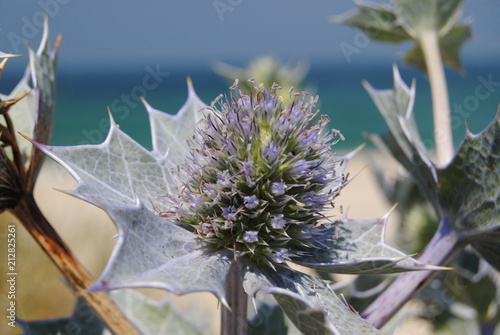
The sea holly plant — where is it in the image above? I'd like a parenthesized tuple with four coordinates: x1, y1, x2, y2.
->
(359, 66, 499, 329)
(3, 2, 498, 335)
(334, 0, 471, 166)
(2, 27, 439, 333)
(334, 0, 500, 332)
(30, 77, 440, 334)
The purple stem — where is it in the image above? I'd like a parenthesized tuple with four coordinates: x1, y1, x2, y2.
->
(361, 219, 462, 328)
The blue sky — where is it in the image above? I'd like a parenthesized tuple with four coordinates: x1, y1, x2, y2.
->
(1, 0, 499, 73)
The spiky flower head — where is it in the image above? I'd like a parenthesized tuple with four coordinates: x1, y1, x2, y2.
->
(168, 81, 344, 267)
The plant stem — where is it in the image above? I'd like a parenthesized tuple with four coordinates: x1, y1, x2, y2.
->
(419, 30, 454, 166)
(361, 219, 461, 328)
(221, 260, 248, 335)
(11, 193, 140, 335)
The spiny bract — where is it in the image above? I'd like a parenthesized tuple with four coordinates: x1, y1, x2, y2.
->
(167, 81, 345, 267)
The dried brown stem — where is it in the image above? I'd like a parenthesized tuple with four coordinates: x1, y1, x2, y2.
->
(11, 193, 141, 335)
(2, 113, 26, 182)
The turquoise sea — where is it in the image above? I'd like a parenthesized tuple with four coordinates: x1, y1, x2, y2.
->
(2, 62, 499, 152)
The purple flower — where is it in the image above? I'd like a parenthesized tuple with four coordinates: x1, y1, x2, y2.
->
(271, 181, 287, 196)
(293, 159, 309, 175)
(217, 170, 232, 188)
(264, 141, 279, 161)
(272, 248, 291, 263)
(270, 214, 286, 229)
(222, 206, 237, 221)
(244, 231, 259, 243)
(244, 195, 259, 209)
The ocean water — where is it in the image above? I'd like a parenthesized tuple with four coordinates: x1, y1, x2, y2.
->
(2, 63, 499, 153)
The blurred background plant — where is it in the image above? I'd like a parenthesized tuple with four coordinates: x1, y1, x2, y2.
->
(333, 1, 500, 334)
(213, 56, 309, 101)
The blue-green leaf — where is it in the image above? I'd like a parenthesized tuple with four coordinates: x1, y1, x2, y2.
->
(242, 261, 383, 335)
(35, 87, 233, 305)
(332, 4, 411, 43)
(105, 289, 204, 335)
(293, 209, 442, 274)
(19, 289, 204, 335)
(25, 17, 59, 189)
(391, 0, 464, 37)
(142, 78, 206, 165)
(0, 18, 58, 191)
(437, 110, 500, 269)
(364, 65, 438, 207)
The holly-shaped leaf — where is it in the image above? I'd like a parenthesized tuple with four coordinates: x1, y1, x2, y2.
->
(391, 0, 464, 38)
(437, 110, 500, 269)
(363, 65, 438, 208)
(35, 91, 233, 305)
(293, 209, 443, 274)
(105, 289, 204, 335)
(334, 1, 470, 74)
(19, 289, 204, 335)
(242, 261, 383, 335)
(142, 78, 206, 165)
(360, 64, 500, 327)
(25, 17, 60, 189)
(331, 3, 411, 43)
(0, 17, 59, 190)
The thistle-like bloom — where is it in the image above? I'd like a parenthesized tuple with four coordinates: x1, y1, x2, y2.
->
(168, 83, 342, 267)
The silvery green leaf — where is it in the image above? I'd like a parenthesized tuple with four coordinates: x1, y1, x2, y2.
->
(105, 289, 204, 335)
(391, 0, 464, 37)
(37, 116, 177, 211)
(293, 209, 442, 274)
(364, 65, 438, 206)
(332, 3, 411, 43)
(242, 261, 383, 335)
(88, 203, 233, 305)
(18, 297, 105, 335)
(331, 275, 389, 313)
(19, 289, 204, 335)
(35, 87, 233, 305)
(0, 19, 57, 192)
(142, 78, 206, 165)
(405, 25, 472, 73)
(25, 17, 59, 190)
(437, 111, 500, 269)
